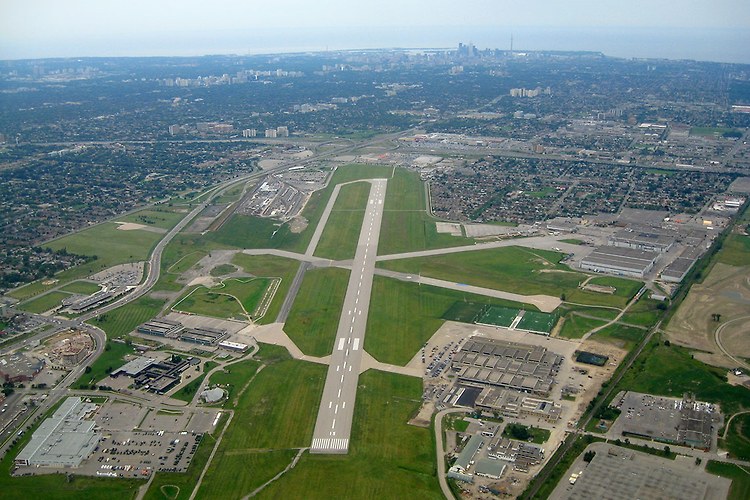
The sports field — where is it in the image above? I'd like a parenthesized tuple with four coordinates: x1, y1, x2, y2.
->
(441, 301, 488, 323)
(477, 306, 520, 327)
(516, 310, 557, 334)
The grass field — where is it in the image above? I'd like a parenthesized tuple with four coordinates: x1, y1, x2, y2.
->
(174, 287, 246, 320)
(256, 370, 442, 500)
(88, 295, 165, 339)
(379, 246, 628, 306)
(0, 399, 142, 499)
(74, 341, 135, 389)
(690, 126, 741, 137)
(516, 310, 557, 333)
(477, 306, 519, 327)
(18, 291, 71, 313)
(231, 253, 300, 324)
(59, 280, 101, 295)
(118, 208, 185, 230)
(378, 168, 473, 255)
(365, 276, 532, 366)
(208, 359, 261, 404)
(592, 323, 647, 350)
(586, 276, 643, 299)
(705, 461, 750, 500)
(558, 314, 609, 339)
(441, 301, 488, 323)
(717, 234, 750, 266)
(614, 339, 750, 415)
(720, 413, 750, 461)
(196, 359, 327, 498)
(502, 423, 551, 444)
(171, 361, 219, 403)
(314, 182, 369, 260)
(620, 296, 664, 327)
(284, 268, 350, 357)
(209, 263, 237, 277)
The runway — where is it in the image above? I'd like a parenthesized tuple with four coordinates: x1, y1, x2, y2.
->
(310, 178, 387, 454)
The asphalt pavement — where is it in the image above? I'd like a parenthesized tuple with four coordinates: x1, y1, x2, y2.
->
(310, 179, 387, 454)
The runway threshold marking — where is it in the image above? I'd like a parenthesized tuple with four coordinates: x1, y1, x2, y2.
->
(337, 338, 345, 350)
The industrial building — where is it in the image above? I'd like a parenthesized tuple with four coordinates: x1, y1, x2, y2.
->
(486, 437, 545, 470)
(15, 397, 99, 468)
(580, 246, 659, 278)
(451, 337, 564, 396)
(449, 434, 484, 478)
(178, 326, 228, 346)
(111, 355, 194, 394)
(608, 226, 675, 253)
(137, 319, 182, 338)
(0, 353, 45, 383)
(475, 387, 562, 422)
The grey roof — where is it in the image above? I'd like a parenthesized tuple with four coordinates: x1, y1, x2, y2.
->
(454, 434, 484, 471)
(113, 356, 156, 376)
(200, 388, 225, 403)
(474, 458, 506, 478)
(16, 397, 99, 467)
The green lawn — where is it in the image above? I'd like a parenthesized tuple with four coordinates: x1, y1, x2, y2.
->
(314, 182, 369, 260)
(208, 360, 261, 404)
(74, 341, 135, 389)
(502, 423, 551, 444)
(379, 246, 622, 305)
(558, 314, 609, 339)
(720, 413, 750, 461)
(118, 208, 185, 230)
(586, 276, 643, 299)
(592, 323, 647, 350)
(196, 359, 327, 498)
(59, 280, 101, 295)
(441, 301, 488, 323)
(174, 287, 246, 320)
(256, 370, 442, 500)
(209, 263, 237, 277)
(705, 461, 750, 500)
(87, 295, 166, 339)
(284, 268, 349, 357)
(171, 361, 219, 403)
(18, 291, 71, 313)
(231, 253, 300, 324)
(620, 296, 664, 327)
(365, 276, 532, 366)
(717, 234, 750, 267)
(614, 339, 750, 415)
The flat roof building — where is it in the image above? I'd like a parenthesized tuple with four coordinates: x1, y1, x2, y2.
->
(111, 356, 156, 377)
(137, 319, 182, 338)
(179, 327, 227, 346)
(609, 227, 675, 253)
(450, 434, 484, 475)
(15, 397, 99, 468)
(452, 337, 563, 396)
(581, 246, 658, 278)
(0, 353, 45, 383)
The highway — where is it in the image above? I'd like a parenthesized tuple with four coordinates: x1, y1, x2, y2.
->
(310, 178, 387, 454)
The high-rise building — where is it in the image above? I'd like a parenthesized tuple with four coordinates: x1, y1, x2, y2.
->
(265, 129, 277, 138)
(276, 126, 289, 137)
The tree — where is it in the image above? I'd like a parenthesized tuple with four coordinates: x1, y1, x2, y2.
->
(85, 366, 92, 374)
(663, 446, 671, 456)
(583, 450, 596, 462)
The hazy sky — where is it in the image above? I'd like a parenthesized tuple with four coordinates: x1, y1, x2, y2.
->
(1, 0, 750, 60)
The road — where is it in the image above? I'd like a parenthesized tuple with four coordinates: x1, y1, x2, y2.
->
(714, 315, 750, 370)
(310, 179, 387, 454)
(434, 408, 469, 500)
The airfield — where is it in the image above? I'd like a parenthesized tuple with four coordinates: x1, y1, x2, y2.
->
(5, 161, 748, 499)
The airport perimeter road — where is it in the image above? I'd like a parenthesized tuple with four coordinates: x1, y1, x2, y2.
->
(310, 179, 387, 454)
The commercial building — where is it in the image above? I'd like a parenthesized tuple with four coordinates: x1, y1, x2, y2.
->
(451, 337, 564, 396)
(218, 340, 249, 352)
(0, 353, 45, 383)
(580, 246, 659, 278)
(474, 458, 506, 479)
(15, 397, 99, 468)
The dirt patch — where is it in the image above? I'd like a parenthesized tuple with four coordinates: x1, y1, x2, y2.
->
(115, 221, 167, 233)
(288, 216, 308, 234)
(665, 263, 750, 368)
